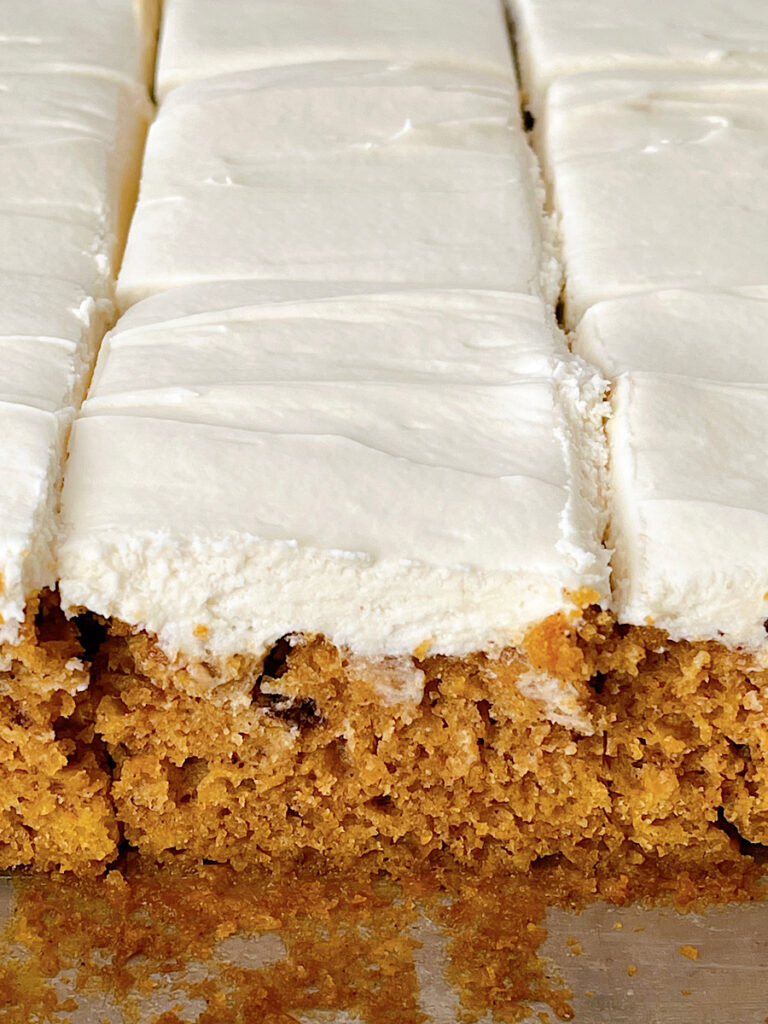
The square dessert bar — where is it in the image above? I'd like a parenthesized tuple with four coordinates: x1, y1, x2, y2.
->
(575, 289, 768, 649)
(2, 0, 159, 86)
(0, 28, 153, 650)
(539, 73, 768, 327)
(0, 0, 157, 874)
(509, 0, 768, 118)
(59, 284, 612, 871)
(156, 0, 515, 99)
(0, 70, 150, 277)
(116, 62, 557, 309)
(575, 289, 768, 847)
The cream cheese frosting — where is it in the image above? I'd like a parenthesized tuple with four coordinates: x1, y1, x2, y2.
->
(156, 0, 515, 100)
(0, 206, 110, 283)
(0, 271, 111, 415)
(575, 289, 768, 384)
(59, 286, 609, 662)
(90, 283, 563, 395)
(509, 0, 768, 117)
(0, 71, 150, 266)
(0, 337, 92, 415)
(1, 0, 159, 88)
(574, 290, 768, 651)
(0, 270, 108, 366)
(117, 63, 557, 309)
(0, 262, 110, 645)
(540, 73, 768, 328)
(0, 5, 155, 645)
(0, 403, 67, 647)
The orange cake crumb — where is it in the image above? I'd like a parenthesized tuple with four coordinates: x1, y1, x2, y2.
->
(0, 593, 117, 876)
(1, 598, 767, 884)
(73, 605, 768, 878)
(0, 848, 761, 1024)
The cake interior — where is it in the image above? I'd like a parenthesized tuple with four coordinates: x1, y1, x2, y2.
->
(83, 605, 768, 878)
(0, 593, 117, 875)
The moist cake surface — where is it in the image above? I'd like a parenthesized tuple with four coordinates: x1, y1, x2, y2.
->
(156, 0, 515, 100)
(59, 285, 609, 662)
(116, 62, 557, 308)
(574, 290, 768, 652)
(509, 0, 768, 116)
(540, 72, 768, 326)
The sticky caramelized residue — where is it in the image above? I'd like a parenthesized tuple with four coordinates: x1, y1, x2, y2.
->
(0, 850, 763, 1024)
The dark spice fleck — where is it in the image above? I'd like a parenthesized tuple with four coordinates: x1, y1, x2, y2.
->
(266, 696, 322, 730)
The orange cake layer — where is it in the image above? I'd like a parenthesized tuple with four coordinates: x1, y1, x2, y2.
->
(87, 609, 768, 875)
(0, 594, 117, 875)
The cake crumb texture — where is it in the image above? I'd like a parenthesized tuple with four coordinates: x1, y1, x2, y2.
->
(90, 610, 768, 874)
(0, 844, 761, 1024)
(0, 594, 117, 875)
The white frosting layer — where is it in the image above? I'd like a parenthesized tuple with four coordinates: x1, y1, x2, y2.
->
(0, 209, 112, 302)
(0, 72, 150, 266)
(59, 286, 609, 661)
(0, 9, 155, 645)
(91, 283, 563, 396)
(1, 337, 90, 416)
(509, 0, 768, 116)
(575, 289, 768, 384)
(117, 63, 557, 309)
(0, 270, 112, 416)
(0, 271, 102, 348)
(0, 0, 159, 87)
(0, 404, 66, 646)
(541, 73, 768, 327)
(0, 250, 111, 645)
(156, 0, 514, 100)
(575, 291, 768, 650)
